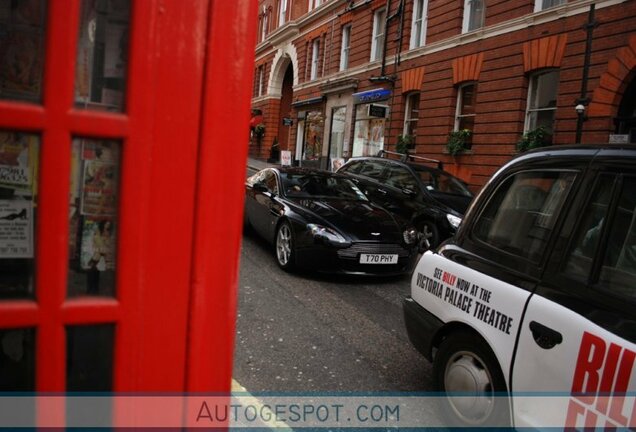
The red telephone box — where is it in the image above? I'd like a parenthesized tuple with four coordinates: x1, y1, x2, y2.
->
(0, 0, 256, 425)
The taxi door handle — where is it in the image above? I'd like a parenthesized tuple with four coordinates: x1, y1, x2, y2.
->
(529, 321, 563, 350)
(377, 188, 387, 195)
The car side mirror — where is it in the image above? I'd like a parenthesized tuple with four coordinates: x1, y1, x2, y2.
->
(253, 182, 269, 193)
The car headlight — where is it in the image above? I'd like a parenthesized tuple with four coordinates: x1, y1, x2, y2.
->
(446, 213, 462, 229)
(307, 224, 349, 245)
(403, 227, 418, 245)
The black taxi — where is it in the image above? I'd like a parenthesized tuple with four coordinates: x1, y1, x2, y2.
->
(404, 145, 636, 428)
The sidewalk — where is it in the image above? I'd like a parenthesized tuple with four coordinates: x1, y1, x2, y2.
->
(246, 157, 278, 175)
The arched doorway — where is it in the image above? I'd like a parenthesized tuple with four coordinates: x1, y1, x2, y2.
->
(278, 66, 293, 151)
(615, 75, 636, 143)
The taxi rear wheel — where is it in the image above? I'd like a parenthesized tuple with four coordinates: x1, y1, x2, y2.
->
(433, 331, 510, 427)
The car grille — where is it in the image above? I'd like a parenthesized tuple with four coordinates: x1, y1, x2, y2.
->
(337, 243, 410, 259)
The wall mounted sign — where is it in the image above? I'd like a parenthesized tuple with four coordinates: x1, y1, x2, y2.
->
(352, 88, 391, 105)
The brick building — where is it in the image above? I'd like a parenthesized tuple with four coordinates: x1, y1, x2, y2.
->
(250, 0, 636, 188)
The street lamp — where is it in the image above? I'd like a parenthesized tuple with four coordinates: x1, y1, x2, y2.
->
(575, 102, 588, 144)
(575, 104, 586, 115)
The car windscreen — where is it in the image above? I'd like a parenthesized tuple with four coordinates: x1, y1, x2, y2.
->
(412, 166, 473, 197)
(280, 172, 368, 201)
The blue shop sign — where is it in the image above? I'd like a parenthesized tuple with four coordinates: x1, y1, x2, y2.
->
(352, 88, 391, 105)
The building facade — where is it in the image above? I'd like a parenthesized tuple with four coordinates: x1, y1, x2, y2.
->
(250, 0, 636, 188)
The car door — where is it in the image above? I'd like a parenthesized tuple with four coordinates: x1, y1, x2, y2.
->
(338, 159, 389, 203)
(380, 162, 424, 220)
(251, 169, 281, 241)
(511, 168, 636, 429)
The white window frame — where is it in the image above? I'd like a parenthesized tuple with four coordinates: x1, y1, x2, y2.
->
(462, 0, 485, 33)
(524, 69, 559, 133)
(310, 38, 320, 80)
(370, 8, 386, 62)
(257, 66, 264, 96)
(403, 93, 420, 137)
(261, 10, 268, 41)
(309, 0, 324, 11)
(454, 83, 476, 131)
(278, 0, 287, 27)
(339, 25, 351, 71)
(409, 0, 428, 49)
(534, 0, 566, 12)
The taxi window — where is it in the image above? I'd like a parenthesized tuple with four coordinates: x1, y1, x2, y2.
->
(598, 177, 636, 300)
(563, 175, 615, 281)
(473, 171, 576, 262)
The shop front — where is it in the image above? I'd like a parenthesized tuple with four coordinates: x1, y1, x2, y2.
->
(351, 88, 391, 157)
(293, 97, 325, 169)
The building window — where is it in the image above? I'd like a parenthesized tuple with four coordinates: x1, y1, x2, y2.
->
(462, 0, 485, 33)
(370, 8, 386, 62)
(339, 25, 351, 71)
(534, 0, 566, 12)
(278, 0, 287, 26)
(311, 39, 320, 80)
(524, 70, 559, 142)
(309, 0, 324, 11)
(257, 66, 265, 96)
(455, 83, 476, 148)
(261, 9, 268, 41)
(410, 0, 428, 49)
(403, 93, 420, 139)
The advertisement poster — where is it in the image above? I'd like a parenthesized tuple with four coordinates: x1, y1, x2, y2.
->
(81, 161, 118, 216)
(80, 218, 115, 270)
(0, 131, 36, 190)
(80, 140, 119, 216)
(75, 0, 96, 103)
(0, 200, 33, 258)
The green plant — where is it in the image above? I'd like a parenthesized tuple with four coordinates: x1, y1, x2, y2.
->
(396, 134, 414, 154)
(517, 126, 550, 152)
(446, 129, 471, 156)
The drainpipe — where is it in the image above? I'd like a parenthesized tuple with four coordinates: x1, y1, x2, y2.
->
(575, 4, 598, 145)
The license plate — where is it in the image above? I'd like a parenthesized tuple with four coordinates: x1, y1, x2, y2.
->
(359, 254, 398, 264)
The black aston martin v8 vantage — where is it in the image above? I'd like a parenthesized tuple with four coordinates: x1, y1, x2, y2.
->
(244, 167, 420, 275)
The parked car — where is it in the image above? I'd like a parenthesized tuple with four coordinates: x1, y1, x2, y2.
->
(244, 167, 420, 275)
(336, 151, 473, 250)
(403, 145, 636, 428)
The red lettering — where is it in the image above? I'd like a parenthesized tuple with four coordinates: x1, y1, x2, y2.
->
(585, 408, 598, 429)
(565, 399, 586, 431)
(596, 343, 621, 415)
(572, 332, 606, 405)
(608, 348, 635, 426)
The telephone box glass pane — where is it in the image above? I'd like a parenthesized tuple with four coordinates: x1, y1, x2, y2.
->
(0, 131, 39, 300)
(67, 324, 114, 391)
(75, 0, 130, 112)
(0, 328, 35, 390)
(68, 138, 120, 298)
(0, 0, 46, 104)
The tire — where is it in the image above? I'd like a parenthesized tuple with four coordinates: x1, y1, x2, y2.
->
(417, 220, 440, 251)
(433, 331, 510, 428)
(275, 220, 295, 271)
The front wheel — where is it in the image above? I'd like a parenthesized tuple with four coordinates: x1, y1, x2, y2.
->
(275, 221, 295, 271)
(433, 331, 510, 427)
